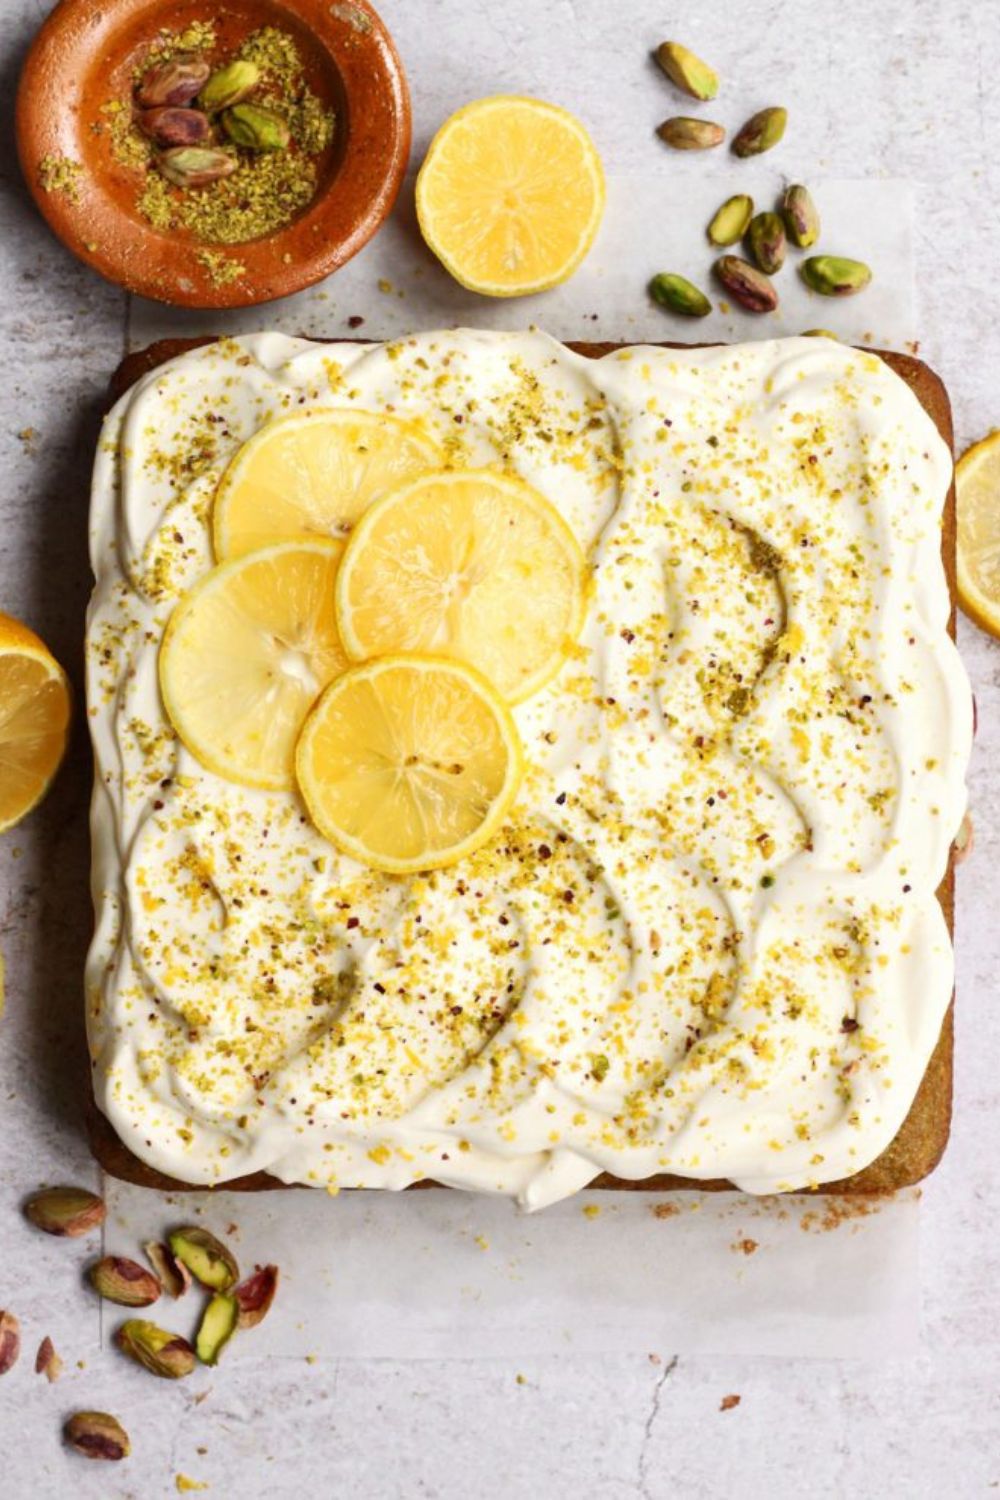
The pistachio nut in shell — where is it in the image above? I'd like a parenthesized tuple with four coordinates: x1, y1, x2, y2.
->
(782, 184, 820, 248)
(714, 256, 778, 313)
(654, 41, 719, 101)
(90, 1255, 162, 1308)
(144, 1240, 192, 1298)
(196, 1293, 239, 1365)
(156, 147, 239, 189)
(649, 272, 711, 318)
(24, 1185, 105, 1237)
(731, 106, 787, 158)
(198, 59, 261, 114)
(707, 194, 754, 247)
(168, 1225, 239, 1290)
(222, 103, 292, 152)
(35, 1335, 62, 1382)
(746, 211, 786, 274)
(0, 1310, 20, 1375)
(656, 116, 725, 151)
(135, 55, 211, 110)
(65, 1411, 131, 1462)
(235, 1264, 280, 1329)
(138, 107, 211, 150)
(116, 1319, 195, 1379)
(800, 255, 872, 296)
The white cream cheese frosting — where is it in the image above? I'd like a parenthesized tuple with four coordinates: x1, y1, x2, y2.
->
(85, 330, 971, 1209)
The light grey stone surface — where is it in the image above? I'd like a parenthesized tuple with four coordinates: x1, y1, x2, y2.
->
(1, 1, 998, 1495)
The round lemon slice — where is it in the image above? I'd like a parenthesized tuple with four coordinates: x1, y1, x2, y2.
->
(159, 541, 347, 790)
(213, 409, 444, 561)
(0, 611, 71, 834)
(296, 654, 523, 874)
(957, 430, 1000, 639)
(335, 469, 587, 702)
(415, 95, 605, 297)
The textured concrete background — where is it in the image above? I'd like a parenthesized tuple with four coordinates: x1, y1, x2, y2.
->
(1, 0, 998, 1495)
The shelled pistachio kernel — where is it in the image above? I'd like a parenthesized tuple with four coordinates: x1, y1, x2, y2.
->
(654, 41, 719, 101)
(649, 273, 711, 317)
(707, 194, 753, 247)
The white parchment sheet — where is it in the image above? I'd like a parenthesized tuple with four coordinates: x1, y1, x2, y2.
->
(115, 176, 925, 1359)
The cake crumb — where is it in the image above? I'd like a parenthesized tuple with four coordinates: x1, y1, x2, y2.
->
(731, 1236, 759, 1256)
(719, 1393, 741, 1412)
(650, 1202, 681, 1220)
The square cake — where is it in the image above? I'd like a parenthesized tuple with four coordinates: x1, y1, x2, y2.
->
(85, 331, 971, 1209)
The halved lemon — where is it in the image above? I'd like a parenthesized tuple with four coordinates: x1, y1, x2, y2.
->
(957, 430, 1000, 639)
(0, 611, 71, 833)
(296, 655, 523, 874)
(415, 95, 605, 297)
(159, 542, 346, 789)
(213, 409, 444, 561)
(335, 469, 587, 702)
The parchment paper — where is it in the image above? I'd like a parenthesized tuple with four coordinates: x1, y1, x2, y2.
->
(116, 176, 923, 1359)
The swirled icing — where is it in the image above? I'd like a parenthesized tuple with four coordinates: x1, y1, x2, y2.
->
(85, 331, 971, 1207)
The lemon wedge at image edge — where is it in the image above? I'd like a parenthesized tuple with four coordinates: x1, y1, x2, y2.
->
(0, 610, 71, 834)
(957, 429, 1000, 639)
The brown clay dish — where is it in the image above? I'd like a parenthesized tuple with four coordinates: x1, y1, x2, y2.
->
(89, 338, 957, 1197)
(15, 0, 410, 308)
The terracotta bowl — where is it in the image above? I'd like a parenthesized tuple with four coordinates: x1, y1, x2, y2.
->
(15, 0, 410, 308)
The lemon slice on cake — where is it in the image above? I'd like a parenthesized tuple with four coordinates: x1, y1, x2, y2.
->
(415, 96, 605, 297)
(0, 611, 71, 833)
(335, 469, 587, 702)
(213, 409, 444, 561)
(957, 430, 1000, 639)
(296, 655, 522, 874)
(159, 541, 346, 789)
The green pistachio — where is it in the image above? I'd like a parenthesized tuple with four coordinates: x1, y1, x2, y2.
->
(707, 194, 754, 247)
(713, 256, 779, 313)
(196, 1293, 239, 1365)
(0, 1311, 20, 1375)
(222, 103, 291, 152)
(801, 328, 840, 339)
(800, 256, 872, 296)
(198, 60, 261, 114)
(731, 106, 787, 158)
(654, 41, 719, 101)
(656, 116, 725, 150)
(746, 211, 786, 274)
(116, 1319, 195, 1379)
(168, 1225, 239, 1291)
(156, 147, 239, 189)
(649, 273, 712, 318)
(782, 184, 820, 248)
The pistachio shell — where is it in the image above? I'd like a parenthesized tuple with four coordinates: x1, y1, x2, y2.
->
(235, 1264, 280, 1330)
(35, 1335, 62, 1382)
(707, 194, 754, 247)
(800, 256, 872, 296)
(0, 1311, 20, 1375)
(144, 1240, 192, 1299)
(649, 273, 712, 318)
(65, 1411, 131, 1461)
(656, 117, 725, 151)
(654, 41, 719, 101)
(731, 106, 787, 158)
(168, 1225, 239, 1291)
(24, 1186, 105, 1238)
